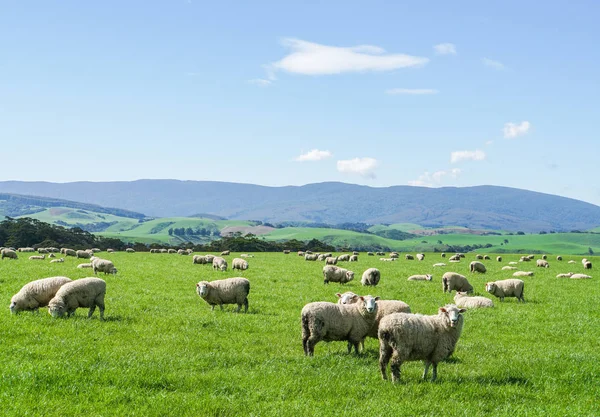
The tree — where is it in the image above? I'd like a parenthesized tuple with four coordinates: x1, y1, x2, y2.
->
(516, 231, 525, 235)
(589, 247, 594, 255)
(504, 239, 509, 244)
(168, 228, 173, 236)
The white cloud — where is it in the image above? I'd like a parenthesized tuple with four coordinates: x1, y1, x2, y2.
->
(337, 157, 378, 178)
(248, 78, 272, 87)
(482, 58, 506, 70)
(503, 121, 531, 139)
(409, 168, 462, 187)
(485, 140, 494, 146)
(434, 43, 457, 55)
(269, 38, 428, 76)
(386, 88, 438, 95)
(450, 150, 486, 164)
(295, 149, 332, 162)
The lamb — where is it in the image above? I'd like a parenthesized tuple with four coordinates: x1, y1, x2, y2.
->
(196, 277, 250, 312)
(301, 295, 380, 356)
(496, 256, 502, 262)
(454, 291, 494, 308)
(48, 277, 106, 319)
(92, 258, 118, 275)
(416, 253, 425, 261)
(407, 274, 432, 281)
(556, 273, 574, 278)
(29, 255, 45, 261)
(193, 255, 208, 264)
(325, 257, 338, 265)
(536, 259, 550, 268)
(556, 256, 563, 261)
(220, 250, 230, 256)
(323, 265, 355, 284)
(349, 255, 358, 262)
(232, 258, 249, 271)
(442, 272, 473, 293)
(361, 268, 381, 286)
(378, 304, 466, 382)
(168, 249, 177, 254)
(2, 248, 18, 259)
(570, 273, 592, 279)
(337, 254, 350, 262)
(405, 254, 414, 260)
(502, 266, 518, 271)
(469, 261, 486, 273)
(77, 263, 93, 269)
(50, 258, 65, 264)
(513, 271, 534, 277)
(304, 254, 318, 261)
(76, 250, 91, 259)
(583, 261, 592, 270)
(212, 257, 228, 272)
(10, 276, 72, 313)
(485, 279, 525, 302)
(433, 263, 446, 267)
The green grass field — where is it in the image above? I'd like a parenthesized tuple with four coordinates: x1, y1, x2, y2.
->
(1, 252, 598, 416)
(22, 207, 140, 230)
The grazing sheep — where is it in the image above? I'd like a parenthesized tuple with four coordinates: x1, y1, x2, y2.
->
(378, 304, 466, 382)
(570, 273, 592, 279)
(542, 255, 547, 260)
(416, 253, 425, 261)
(459, 253, 466, 258)
(469, 261, 486, 273)
(454, 291, 494, 309)
(10, 276, 73, 313)
(196, 277, 250, 312)
(107, 249, 114, 253)
(448, 255, 460, 262)
(433, 263, 446, 267)
(353, 251, 359, 256)
(509, 261, 518, 265)
(556, 256, 563, 261)
(337, 254, 350, 262)
(76, 250, 91, 259)
(527, 255, 535, 260)
(536, 259, 550, 268)
(212, 257, 228, 272)
(568, 260, 576, 264)
(584, 261, 592, 270)
(168, 249, 177, 254)
(48, 278, 106, 319)
(177, 249, 187, 255)
(367, 252, 374, 256)
(519, 256, 530, 262)
(186, 249, 193, 255)
(301, 295, 380, 356)
(485, 279, 525, 302)
(125, 248, 135, 253)
(77, 263, 93, 269)
(317, 254, 326, 261)
(380, 258, 396, 262)
(323, 266, 355, 285)
(220, 250, 230, 256)
(582, 258, 588, 264)
(204, 254, 216, 263)
(376, 252, 385, 256)
(29, 255, 45, 261)
(407, 274, 433, 281)
(496, 256, 502, 262)
(50, 258, 65, 264)
(349, 255, 358, 262)
(556, 273, 574, 278)
(325, 256, 338, 265)
(442, 272, 473, 293)
(37, 248, 48, 254)
(305, 254, 318, 261)
(92, 258, 118, 275)
(389, 253, 399, 259)
(48, 253, 56, 258)
(193, 255, 208, 264)
(405, 254, 414, 260)
(441, 253, 446, 258)
(475, 254, 483, 260)
(232, 258, 249, 271)
(19, 247, 35, 252)
(283, 250, 290, 254)
(361, 268, 381, 286)
(502, 266, 518, 271)
(306, 251, 313, 254)
(483, 255, 491, 260)
(298, 251, 305, 256)
(64, 249, 77, 257)
(513, 271, 534, 277)
(91, 248, 101, 253)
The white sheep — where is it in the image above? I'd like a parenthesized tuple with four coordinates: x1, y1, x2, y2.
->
(570, 273, 592, 279)
(583, 261, 592, 270)
(50, 258, 65, 264)
(405, 254, 414, 260)
(433, 263, 446, 267)
(485, 279, 525, 302)
(337, 254, 350, 262)
(502, 266, 518, 271)
(48, 277, 106, 319)
(416, 253, 425, 261)
(496, 256, 502, 262)
(349, 255, 359, 262)
(469, 261, 486, 273)
(367, 252, 374, 256)
(378, 304, 466, 382)
(475, 254, 483, 260)
(304, 254, 318, 261)
(536, 259, 550, 268)
(453, 291, 494, 309)
(407, 274, 433, 281)
(77, 263, 93, 269)
(10, 276, 72, 313)
(361, 268, 381, 286)
(555, 273, 574, 278)
(92, 258, 117, 275)
(513, 271, 534, 277)
(63, 249, 77, 257)
(196, 277, 250, 312)
(28, 255, 45, 261)
(232, 258, 249, 271)
(212, 257, 228, 272)
(556, 256, 563, 261)
(509, 261, 518, 265)
(220, 250, 230, 256)
(483, 255, 491, 260)
(325, 256, 338, 265)
(442, 272, 473, 293)
(301, 295, 380, 356)
(448, 255, 460, 261)
(568, 260, 576, 264)
(323, 265, 355, 284)
(125, 248, 135, 253)
(193, 255, 208, 265)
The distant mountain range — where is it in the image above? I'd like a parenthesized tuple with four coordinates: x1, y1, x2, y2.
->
(0, 180, 599, 232)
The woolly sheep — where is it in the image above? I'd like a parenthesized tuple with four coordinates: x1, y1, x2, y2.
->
(193, 255, 208, 264)
(125, 248, 135, 253)
(220, 250, 230, 256)
(337, 254, 350, 262)
(475, 254, 483, 260)
(305, 254, 318, 261)
(485, 279, 525, 302)
(433, 263, 446, 267)
(323, 265, 355, 284)
(196, 277, 250, 312)
(48, 277, 106, 319)
(64, 249, 76, 257)
(168, 249, 177, 254)
(416, 253, 425, 261)
(583, 261, 592, 270)
(240, 253, 253, 258)
(536, 259, 550, 268)
(454, 291, 494, 309)
(91, 248, 101, 253)
(527, 255, 535, 260)
(325, 257, 338, 265)
(177, 249, 187, 255)
(353, 251, 359, 256)
(77, 263, 93, 269)
(556, 256, 563, 261)
(204, 254, 216, 263)
(442, 272, 473, 293)
(390, 253, 399, 259)
(509, 261, 518, 265)
(92, 258, 118, 275)
(448, 255, 460, 261)
(513, 271, 534, 277)
(568, 260, 576, 264)
(298, 251, 305, 256)
(376, 252, 385, 256)
(232, 258, 249, 271)
(301, 295, 380, 356)
(367, 252, 374, 256)
(48, 253, 56, 258)
(349, 255, 358, 262)
(502, 266, 518, 271)
(19, 247, 35, 252)
(212, 257, 228, 272)
(380, 258, 395, 262)
(469, 261, 486, 273)
(29, 255, 45, 261)
(37, 248, 48, 254)
(581, 258, 588, 264)
(449, 260, 461, 263)
(570, 273, 592, 279)
(441, 253, 446, 258)
(107, 248, 114, 253)
(483, 255, 491, 260)
(10, 276, 72, 313)
(408, 274, 433, 281)
(361, 268, 381, 286)
(336, 291, 358, 305)
(317, 254, 326, 261)
(283, 250, 290, 254)
(496, 256, 502, 262)
(555, 273, 573, 278)
(50, 258, 65, 264)
(405, 254, 414, 260)
(378, 304, 466, 382)
(76, 250, 91, 259)
(519, 256, 530, 262)
(542, 255, 547, 260)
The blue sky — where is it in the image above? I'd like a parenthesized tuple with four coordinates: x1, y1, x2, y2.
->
(1, 1, 599, 206)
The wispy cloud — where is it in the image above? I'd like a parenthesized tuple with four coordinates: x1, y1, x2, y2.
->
(408, 168, 462, 187)
(295, 149, 332, 162)
(503, 121, 531, 139)
(482, 58, 506, 70)
(434, 43, 457, 55)
(269, 38, 428, 76)
(337, 157, 378, 179)
(485, 140, 494, 146)
(248, 78, 272, 87)
(386, 88, 438, 95)
(450, 150, 486, 164)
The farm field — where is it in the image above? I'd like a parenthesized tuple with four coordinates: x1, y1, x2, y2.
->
(1, 252, 598, 416)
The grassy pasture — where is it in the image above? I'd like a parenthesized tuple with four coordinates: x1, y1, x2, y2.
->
(0, 252, 599, 416)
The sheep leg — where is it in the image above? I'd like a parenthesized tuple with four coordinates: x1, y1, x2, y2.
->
(219, 304, 224, 311)
(243, 298, 248, 313)
(210, 305, 215, 311)
(379, 343, 392, 380)
(423, 361, 430, 380)
(306, 338, 318, 356)
(431, 363, 438, 382)
(235, 303, 241, 313)
(390, 352, 402, 383)
(88, 304, 96, 318)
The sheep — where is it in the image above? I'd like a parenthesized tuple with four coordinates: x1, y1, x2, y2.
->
(581, 258, 588, 265)
(353, 251, 359, 256)
(325, 256, 338, 265)
(48, 253, 56, 258)
(442, 272, 473, 293)
(485, 279, 525, 302)
(283, 250, 290, 254)
(77, 263, 93, 269)
(91, 248, 101, 253)
(555, 273, 574, 278)
(304, 254, 318, 261)
(483, 255, 491, 260)
(475, 254, 483, 260)
(212, 257, 228, 272)
(196, 277, 250, 313)
(177, 249, 187, 255)
(125, 248, 135, 253)
(317, 254, 326, 261)
(570, 273, 592, 279)
(1, 248, 17, 260)
(509, 261, 518, 265)
(37, 248, 48, 254)
(50, 258, 65, 264)
(542, 255, 547, 260)
(301, 295, 380, 356)
(527, 255, 535, 260)
(378, 304, 466, 382)
(193, 255, 208, 265)
(556, 256, 563, 261)
(349, 255, 358, 262)
(168, 249, 177, 254)
(416, 253, 425, 261)
(220, 250, 230, 256)
(64, 249, 77, 257)
(380, 258, 395, 262)
(232, 258, 249, 271)
(519, 256, 530, 262)
(568, 260, 576, 264)
(433, 263, 446, 267)
(502, 266, 518, 271)
(459, 253, 466, 258)
(204, 254, 216, 263)
(9, 276, 72, 313)
(76, 250, 91, 259)
(389, 253, 399, 259)
(29, 255, 46, 261)
(92, 258, 118, 275)
(297, 251, 305, 256)
(407, 274, 432, 281)
(186, 249, 193, 255)
(19, 247, 35, 252)
(107, 249, 114, 253)
(469, 261, 486, 273)
(448, 255, 460, 261)
(48, 277, 106, 319)
(584, 261, 592, 270)
(454, 291, 494, 309)
(441, 253, 446, 258)
(376, 252, 385, 256)
(240, 253, 253, 258)
(536, 259, 550, 268)
(496, 256, 502, 262)
(323, 265, 355, 284)
(306, 251, 313, 254)
(337, 254, 350, 262)
(160, 249, 168, 253)
(405, 254, 414, 260)
(361, 268, 381, 286)
(513, 271, 534, 277)
(367, 252, 374, 256)
(336, 291, 358, 305)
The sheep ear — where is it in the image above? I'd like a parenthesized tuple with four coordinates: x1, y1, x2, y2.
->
(439, 307, 447, 313)
(196, 283, 200, 287)
(459, 308, 467, 314)
(336, 293, 342, 298)
(359, 296, 365, 301)
(374, 296, 380, 301)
